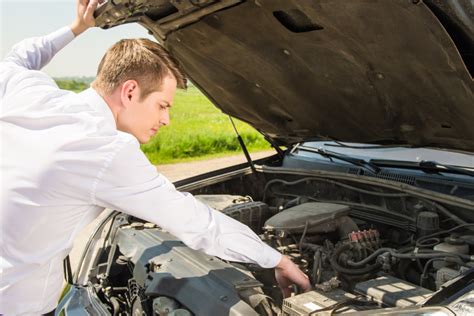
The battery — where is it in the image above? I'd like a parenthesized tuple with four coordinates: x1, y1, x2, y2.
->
(354, 275, 432, 307)
(282, 289, 359, 315)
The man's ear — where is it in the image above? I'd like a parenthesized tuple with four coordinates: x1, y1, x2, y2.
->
(120, 80, 140, 107)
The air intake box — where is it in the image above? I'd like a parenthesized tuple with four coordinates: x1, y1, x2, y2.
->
(264, 202, 350, 234)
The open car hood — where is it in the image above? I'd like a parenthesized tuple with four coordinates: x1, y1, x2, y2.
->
(95, 0, 474, 152)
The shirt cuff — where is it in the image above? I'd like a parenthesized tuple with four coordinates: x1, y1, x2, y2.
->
(260, 244, 283, 268)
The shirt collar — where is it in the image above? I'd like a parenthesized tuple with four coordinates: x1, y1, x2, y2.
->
(79, 88, 117, 128)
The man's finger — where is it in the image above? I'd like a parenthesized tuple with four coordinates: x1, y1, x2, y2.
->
(281, 286, 291, 298)
(301, 282, 312, 292)
(84, 0, 99, 19)
(292, 270, 311, 292)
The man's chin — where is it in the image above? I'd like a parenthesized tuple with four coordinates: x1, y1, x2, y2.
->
(131, 133, 150, 144)
(138, 137, 150, 144)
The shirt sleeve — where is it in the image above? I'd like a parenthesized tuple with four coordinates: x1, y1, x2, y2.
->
(2, 26, 75, 70)
(92, 139, 282, 269)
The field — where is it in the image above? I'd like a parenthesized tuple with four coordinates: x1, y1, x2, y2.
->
(55, 78, 91, 93)
(141, 86, 271, 164)
(55, 79, 271, 164)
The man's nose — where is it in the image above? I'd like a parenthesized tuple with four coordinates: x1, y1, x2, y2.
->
(160, 111, 170, 126)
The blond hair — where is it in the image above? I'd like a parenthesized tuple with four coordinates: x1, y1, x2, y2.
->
(92, 38, 186, 99)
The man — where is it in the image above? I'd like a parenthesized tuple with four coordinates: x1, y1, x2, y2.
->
(0, 0, 311, 314)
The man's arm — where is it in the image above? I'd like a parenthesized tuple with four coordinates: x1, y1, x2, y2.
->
(2, 0, 98, 70)
(92, 139, 311, 296)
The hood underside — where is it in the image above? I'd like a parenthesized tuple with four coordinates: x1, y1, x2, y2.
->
(96, 0, 474, 152)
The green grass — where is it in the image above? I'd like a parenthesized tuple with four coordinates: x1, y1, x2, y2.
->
(54, 79, 271, 163)
(55, 79, 89, 93)
(141, 86, 271, 164)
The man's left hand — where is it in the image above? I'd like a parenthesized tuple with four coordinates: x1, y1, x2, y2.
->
(71, 0, 99, 36)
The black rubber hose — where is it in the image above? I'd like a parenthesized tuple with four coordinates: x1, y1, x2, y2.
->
(301, 242, 323, 251)
(429, 202, 466, 226)
(392, 251, 471, 260)
(347, 248, 472, 267)
(330, 244, 381, 275)
(419, 257, 466, 287)
(346, 247, 400, 267)
(416, 223, 474, 247)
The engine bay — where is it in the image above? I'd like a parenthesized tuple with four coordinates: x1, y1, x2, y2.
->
(79, 174, 474, 315)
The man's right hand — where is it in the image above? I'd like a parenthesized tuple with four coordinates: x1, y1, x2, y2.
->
(275, 255, 312, 298)
(71, 0, 99, 36)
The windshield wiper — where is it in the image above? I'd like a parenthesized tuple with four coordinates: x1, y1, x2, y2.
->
(370, 159, 474, 177)
(292, 143, 381, 174)
(324, 141, 417, 149)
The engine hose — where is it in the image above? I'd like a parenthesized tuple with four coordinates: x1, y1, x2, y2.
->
(419, 257, 467, 287)
(346, 247, 400, 267)
(347, 248, 472, 267)
(416, 223, 474, 247)
(330, 244, 381, 275)
(392, 251, 471, 260)
(301, 242, 324, 252)
(429, 202, 466, 226)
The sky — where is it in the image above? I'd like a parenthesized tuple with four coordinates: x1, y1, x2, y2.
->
(0, 0, 155, 77)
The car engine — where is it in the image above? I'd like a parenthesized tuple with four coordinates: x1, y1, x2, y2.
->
(80, 176, 474, 315)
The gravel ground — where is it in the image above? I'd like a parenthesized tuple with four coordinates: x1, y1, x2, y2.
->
(69, 150, 274, 272)
(156, 150, 274, 181)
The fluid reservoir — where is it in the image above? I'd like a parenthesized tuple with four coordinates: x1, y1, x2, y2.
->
(434, 237, 469, 254)
(433, 236, 469, 268)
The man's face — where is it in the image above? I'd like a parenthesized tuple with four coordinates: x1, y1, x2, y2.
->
(117, 75, 177, 144)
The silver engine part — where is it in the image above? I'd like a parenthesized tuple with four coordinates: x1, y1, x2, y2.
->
(283, 275, 434, 315)
(195, 194, 253, 210)
(263, 202, 358, 238)
(354, 275, 432, 307)
(282, 289, 360, 315)
(435, 266, 470, 290)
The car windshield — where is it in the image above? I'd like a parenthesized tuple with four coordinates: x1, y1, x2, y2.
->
(295, 141, 474, 170)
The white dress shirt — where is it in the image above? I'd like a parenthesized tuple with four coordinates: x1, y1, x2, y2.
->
(0, 26, 281, 315)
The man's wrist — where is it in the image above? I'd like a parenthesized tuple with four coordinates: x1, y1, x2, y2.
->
(275, 255, 291, 270)
(70, 21, 88, 37)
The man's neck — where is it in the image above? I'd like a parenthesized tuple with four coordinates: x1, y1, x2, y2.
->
(97, 89, 120, 126)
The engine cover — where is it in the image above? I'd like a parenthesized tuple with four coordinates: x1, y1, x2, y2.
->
(115, 226, 268, 315)
(264, 202, 350, 233)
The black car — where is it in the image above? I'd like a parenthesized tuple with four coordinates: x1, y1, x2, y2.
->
(57, 1, 474, 315)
